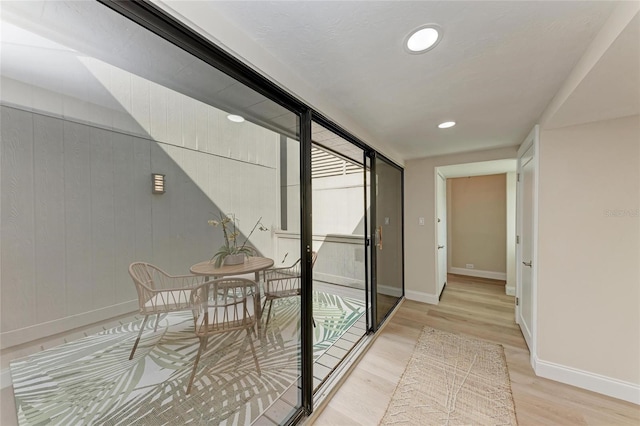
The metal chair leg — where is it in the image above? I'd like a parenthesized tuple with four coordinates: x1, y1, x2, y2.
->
(129, 315, 150, 360)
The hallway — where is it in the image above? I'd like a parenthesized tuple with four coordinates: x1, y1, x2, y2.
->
(311, 274, 640, 425)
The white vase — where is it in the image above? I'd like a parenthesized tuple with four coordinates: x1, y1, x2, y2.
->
(224, 253, 245, 266)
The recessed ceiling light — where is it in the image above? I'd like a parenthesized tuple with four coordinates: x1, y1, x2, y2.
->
(227, 114, 245, 123)
(405, 25, 442, 54)
(438, 121, 456, 129)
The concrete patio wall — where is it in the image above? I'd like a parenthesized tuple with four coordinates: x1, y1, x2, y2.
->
(276, 172, 369, 289)
(275, 231, 366, 289)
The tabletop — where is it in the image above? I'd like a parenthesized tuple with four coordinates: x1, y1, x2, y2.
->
(190, 256, 274, 277)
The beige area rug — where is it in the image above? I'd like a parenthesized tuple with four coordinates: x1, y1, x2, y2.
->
(380, 327, 517, 425)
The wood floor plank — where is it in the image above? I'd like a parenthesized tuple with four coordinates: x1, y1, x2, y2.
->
(311, 275, 640, 425)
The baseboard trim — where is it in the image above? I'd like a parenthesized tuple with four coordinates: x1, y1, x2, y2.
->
(0, 368, 12, 389)
(0, 300, 138, 350)
(449, 267, 506, 281)
(377, 284, 403, 298)
(506, 286, 516, 296)
(535, 357, 640, 404)
(405, 290, 439, 305)
(313, 272, 365, 290)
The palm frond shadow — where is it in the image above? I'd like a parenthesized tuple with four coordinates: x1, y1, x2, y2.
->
(11, 292, 365, 425)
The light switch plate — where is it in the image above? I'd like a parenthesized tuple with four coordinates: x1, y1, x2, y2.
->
(419, 217, 425, 225)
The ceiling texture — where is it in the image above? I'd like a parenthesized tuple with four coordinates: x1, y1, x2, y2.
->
(3, 1, 636, 162)
(183, 1, 632, 160)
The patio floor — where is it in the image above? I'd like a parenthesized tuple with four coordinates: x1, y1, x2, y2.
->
(3, 281, 366, 426)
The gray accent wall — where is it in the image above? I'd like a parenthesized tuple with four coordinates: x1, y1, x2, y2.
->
(1, 68, 282, 347)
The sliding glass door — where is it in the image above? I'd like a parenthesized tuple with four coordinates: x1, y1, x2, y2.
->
(370, 154, 404, 329)
(308, 122, 369, 394)
(1, 1, 305, 424)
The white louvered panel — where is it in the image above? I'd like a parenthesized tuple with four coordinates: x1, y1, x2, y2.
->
(312, 146, 361, 179)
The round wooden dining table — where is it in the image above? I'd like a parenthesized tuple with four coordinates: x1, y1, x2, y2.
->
(190, 256, 274, 330)
(189, 256, 274, 281)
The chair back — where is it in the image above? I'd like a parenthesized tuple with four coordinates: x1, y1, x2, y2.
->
(129, 262, 162, 307)
(263, 252, 318, 299)
(129, 262, 201, 314)
(282, 251, 318, 275)
(192, 278, 258, 337)
(294, 251, 318, 274)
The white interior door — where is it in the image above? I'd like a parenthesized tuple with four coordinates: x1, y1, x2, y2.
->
(436, 173, 447, 298)
(518, 145, 535, 350)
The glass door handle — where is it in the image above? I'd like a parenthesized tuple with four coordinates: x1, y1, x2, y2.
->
(437, 245, 445, 249)
(376, 226, 383, 250)
(522, 261, 532, 267)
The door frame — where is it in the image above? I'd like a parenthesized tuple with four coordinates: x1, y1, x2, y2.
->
(516, 124, 539, 368)
(435, 171, 447, 299)
(435, 160, 517, 303)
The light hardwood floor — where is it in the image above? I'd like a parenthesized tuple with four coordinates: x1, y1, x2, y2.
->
(311, 274, 640, 425)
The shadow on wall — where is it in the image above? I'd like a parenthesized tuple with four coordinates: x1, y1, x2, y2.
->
(1, 70, 281, 345)
(0, 103, 278, 339)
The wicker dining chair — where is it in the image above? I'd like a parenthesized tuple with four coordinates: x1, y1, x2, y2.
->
(186, 277, 260, 394)
(128, 262, 205, 360)
(261, 251, 318, 330)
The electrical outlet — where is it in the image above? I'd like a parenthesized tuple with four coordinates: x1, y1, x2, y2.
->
(466, 263, 475, 269)
(384, 217, 390, 225)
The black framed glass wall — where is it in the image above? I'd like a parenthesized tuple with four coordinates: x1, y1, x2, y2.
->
(1, 0, 404, 424)
(312, 116, 406, 335)
(308, 122, 369, 393)
(371, 155, 405, 329)
(1, 1, 305, 424)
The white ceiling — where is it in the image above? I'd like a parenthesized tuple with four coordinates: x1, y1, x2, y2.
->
(184, 1, 625, 159)
(544, 13, 640, 130)
(3, 1, 636, 163)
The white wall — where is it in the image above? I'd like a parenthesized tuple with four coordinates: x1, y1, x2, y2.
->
(536, 114, 639, 398)
(405, 147, 518, 303)
(313, 173, 366, 236)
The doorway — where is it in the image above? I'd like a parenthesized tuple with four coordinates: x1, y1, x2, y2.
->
(435, 160, 518, 306)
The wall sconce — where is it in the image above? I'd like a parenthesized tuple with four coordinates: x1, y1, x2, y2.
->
(152, 173, 165, 194)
